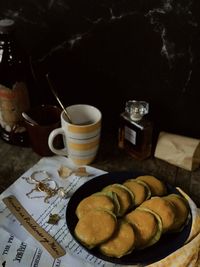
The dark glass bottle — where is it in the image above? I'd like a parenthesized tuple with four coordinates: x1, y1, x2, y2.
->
(0, 19, 30, 146)
(118, 100, 153, 160)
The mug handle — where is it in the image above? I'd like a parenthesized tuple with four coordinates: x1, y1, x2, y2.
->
(48, 128, 68, 156)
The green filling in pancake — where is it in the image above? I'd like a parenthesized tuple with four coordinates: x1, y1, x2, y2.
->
(102, 183, 135, 216)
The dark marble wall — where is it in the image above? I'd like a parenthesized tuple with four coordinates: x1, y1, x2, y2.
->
(0, 0, 200, 137)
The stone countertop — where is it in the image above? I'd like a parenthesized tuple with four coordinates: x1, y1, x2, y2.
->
(0, 132, 200, 207)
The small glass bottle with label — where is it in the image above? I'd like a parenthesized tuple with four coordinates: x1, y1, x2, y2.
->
(118, 100, 153, 160)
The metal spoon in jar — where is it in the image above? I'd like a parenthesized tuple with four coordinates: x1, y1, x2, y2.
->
(22, 112, 39, 125)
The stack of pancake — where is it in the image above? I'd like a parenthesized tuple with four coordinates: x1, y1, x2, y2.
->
(74, 175, 190, 258)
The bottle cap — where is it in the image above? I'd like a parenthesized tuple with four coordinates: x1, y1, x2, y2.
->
(125, 100, 149, 121)
(0, 19, 15, 33)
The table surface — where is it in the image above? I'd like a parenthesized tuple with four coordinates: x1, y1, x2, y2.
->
(0, 132, 200, 206)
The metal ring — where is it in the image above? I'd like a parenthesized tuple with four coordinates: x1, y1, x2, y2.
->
(30, 171, 51, 183)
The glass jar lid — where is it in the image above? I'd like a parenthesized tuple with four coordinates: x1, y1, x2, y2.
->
(0, 19, 15, 33)
(125, 100, 149, 121)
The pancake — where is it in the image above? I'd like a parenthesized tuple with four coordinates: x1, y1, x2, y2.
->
(136, 175, 167, 196)
(125, 208, 162, 248)
(75, 192, 119, 219)
(123, 179, 151, 206)
(102, 183, 134, 216)
(74, 209, 117, 249)
(99, 220, 136, 258)
(140, 197, 176, 233)
(163, 194, 190, 231)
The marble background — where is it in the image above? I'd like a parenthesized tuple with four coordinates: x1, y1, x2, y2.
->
(0, 0, 200, 137)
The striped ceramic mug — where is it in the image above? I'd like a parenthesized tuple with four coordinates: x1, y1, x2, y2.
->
(48, 104, 102, 165)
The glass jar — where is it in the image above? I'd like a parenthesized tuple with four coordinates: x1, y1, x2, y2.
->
(0, 19, 30, 146)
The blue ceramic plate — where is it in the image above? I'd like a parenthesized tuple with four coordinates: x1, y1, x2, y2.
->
(66, 172, 192, 265)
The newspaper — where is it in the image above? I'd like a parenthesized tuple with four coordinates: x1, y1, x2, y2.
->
(0, 156, 119, 267)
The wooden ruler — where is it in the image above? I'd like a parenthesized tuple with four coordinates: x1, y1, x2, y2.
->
(3, 195, 66, 259)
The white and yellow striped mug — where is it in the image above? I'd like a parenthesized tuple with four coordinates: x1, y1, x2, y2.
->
(48, 104, 102, 165)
